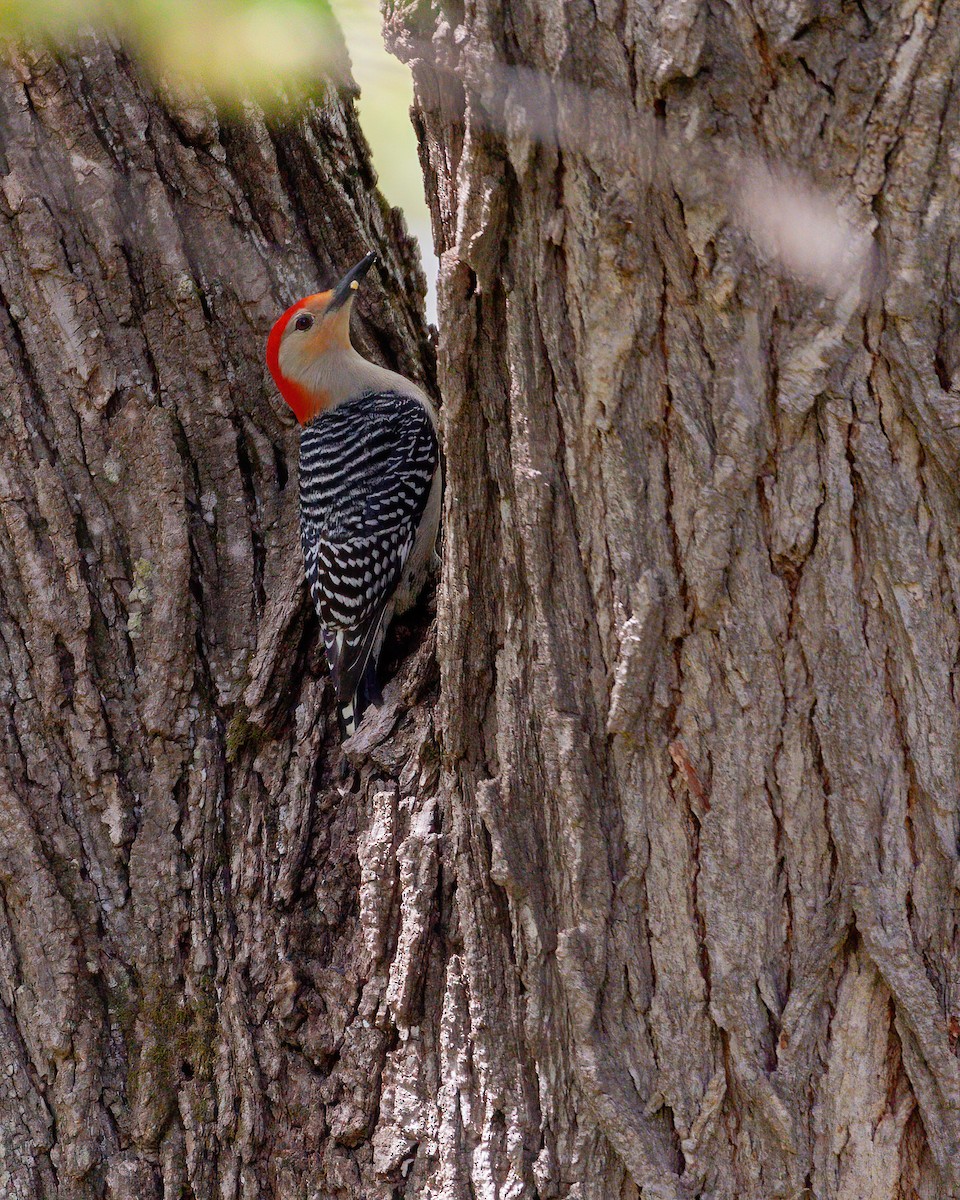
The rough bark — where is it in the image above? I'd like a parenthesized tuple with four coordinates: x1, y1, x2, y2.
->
(0, 30, 440, 1200)
(4, 2, 960, 1199)
(377, 1, 960, 1198)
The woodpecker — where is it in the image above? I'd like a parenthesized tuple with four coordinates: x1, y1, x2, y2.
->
(266, 251, 440, 738)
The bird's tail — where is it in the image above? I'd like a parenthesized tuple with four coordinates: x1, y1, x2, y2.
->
(323, 617, 387, 739)
(335, 658, 384, 738)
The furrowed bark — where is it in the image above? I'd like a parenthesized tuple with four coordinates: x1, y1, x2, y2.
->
(5, 1, 960, 1198)
(0, 30, 442, 1200)
(379, 1, 960, 1197)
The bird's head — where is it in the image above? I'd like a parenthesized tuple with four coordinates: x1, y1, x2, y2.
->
(266, 251, 377, 425)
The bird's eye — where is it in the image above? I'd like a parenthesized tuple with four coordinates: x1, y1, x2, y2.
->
(294, 313, 314, 332)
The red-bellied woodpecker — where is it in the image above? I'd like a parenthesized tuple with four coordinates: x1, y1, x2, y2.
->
(266, 252, 441, 738)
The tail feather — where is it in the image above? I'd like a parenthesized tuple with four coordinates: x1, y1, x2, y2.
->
(335, 661, 384, 738)
(323, 607, 388, 738)
(361, 656, 383, 708)
(336, 695, 360, 739)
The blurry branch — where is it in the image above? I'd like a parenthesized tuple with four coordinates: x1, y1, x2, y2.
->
(732, 159, 873, 302)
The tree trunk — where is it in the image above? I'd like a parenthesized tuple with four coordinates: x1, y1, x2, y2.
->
(4, 2, 960, 1198)
(379, 1, 960, 1198)
(0, 31, 439, 1200)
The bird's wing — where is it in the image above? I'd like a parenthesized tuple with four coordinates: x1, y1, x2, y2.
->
(300, 391, 438, 723)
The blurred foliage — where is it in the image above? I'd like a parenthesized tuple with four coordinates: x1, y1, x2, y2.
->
(0, 0, 436, 297)
(0, 0, 341, 101)
(328, 0, 435, 315)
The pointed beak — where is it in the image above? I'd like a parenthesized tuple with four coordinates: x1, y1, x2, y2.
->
(328, 251, 377, 313)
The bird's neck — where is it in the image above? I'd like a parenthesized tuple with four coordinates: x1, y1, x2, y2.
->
(293, 349, 433, 425)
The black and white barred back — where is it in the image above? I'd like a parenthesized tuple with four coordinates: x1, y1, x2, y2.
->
(299, 389, 438, 736)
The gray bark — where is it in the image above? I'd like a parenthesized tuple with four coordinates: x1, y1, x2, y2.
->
(3, 2, 960, 1199)
(0, 31, 438, 1200)
(380, 0, 960, 1197)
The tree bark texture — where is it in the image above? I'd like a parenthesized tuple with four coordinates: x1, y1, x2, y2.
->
(4, 2, 960, 1199)
(0, 32, 440, 1200)
(382, 1, 960, 1198)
